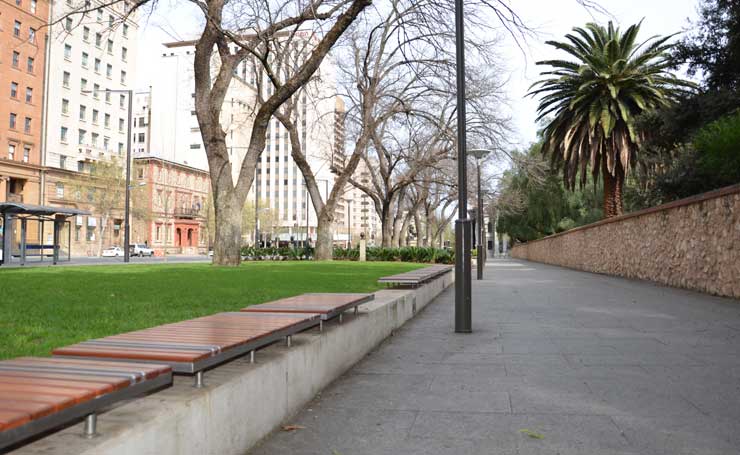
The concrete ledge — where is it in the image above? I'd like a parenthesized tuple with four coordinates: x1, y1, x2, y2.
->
(11, 271, 453, 455)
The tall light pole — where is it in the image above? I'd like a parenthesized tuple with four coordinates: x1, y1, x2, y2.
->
(454, 0, 472, 333)
(347, 198, 351, 248)
(84, 88, 133, 262)
(469, 149, 491, 280)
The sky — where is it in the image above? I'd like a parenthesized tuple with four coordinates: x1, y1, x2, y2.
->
(135, 0, 702, 150)
(496, 0, 702, 149)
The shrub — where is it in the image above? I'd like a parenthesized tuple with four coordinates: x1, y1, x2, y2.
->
(332, 246, 453, 264)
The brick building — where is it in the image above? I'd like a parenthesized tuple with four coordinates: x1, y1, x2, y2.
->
(0, 0, 48, 205)
(133, 156, 210, 255)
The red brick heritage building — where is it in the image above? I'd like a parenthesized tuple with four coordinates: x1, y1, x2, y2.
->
(132, 156, 210, 255)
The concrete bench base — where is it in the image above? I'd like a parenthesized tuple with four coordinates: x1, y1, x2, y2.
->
(11, 271, 453, 455)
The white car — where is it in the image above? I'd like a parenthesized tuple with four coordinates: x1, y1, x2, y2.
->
(102, 246, 124, 257)
(131, 244, 154, 257)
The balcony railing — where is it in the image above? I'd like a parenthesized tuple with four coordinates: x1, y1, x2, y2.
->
(174, 207, 201, 219)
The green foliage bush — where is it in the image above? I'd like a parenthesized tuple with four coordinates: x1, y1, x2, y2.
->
(240, 246, 314, 260)
(237, 245, 453, 263)
(333, 246, 454, 264)
(693, 111, 740, 185)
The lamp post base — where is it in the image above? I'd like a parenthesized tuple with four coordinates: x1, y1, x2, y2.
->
(455, 218, 473, 333)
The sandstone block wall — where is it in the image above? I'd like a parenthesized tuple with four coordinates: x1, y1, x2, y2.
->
(511, 184, 740, 299)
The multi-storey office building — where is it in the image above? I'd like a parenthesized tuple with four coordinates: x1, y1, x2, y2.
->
(1, 0, 48, 205)
(40, 0, 139, 255)
(148, 36, 345, 244)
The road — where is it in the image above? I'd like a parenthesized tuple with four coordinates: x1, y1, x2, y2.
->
(0, 255, 211, 268)
(251, 259, 740, 455)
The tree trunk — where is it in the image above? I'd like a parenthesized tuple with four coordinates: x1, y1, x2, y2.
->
(602, 159, 625, 218)
(381, 202, 393, 247)
(315, 211, 334, 260)
(212, 188, 242, 266)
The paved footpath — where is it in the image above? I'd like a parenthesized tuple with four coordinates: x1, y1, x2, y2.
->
(251, 259, 740, 455)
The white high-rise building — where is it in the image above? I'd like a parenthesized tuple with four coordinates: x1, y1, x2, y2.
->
(43, 0, 138, 172)
(145, 36, 344, 240)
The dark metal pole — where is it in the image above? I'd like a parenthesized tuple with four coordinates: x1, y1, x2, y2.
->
(305, 188, 310, 248)
(124, 89, 133, 263)
(347, 199, 351, 248)
(454, 0, 472, 333)
(255, 164, 259, 247)
(476, 159, 484, 280)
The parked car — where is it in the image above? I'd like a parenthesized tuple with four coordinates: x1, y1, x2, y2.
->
(102, 246, 124, 257)
(131, 244, 154, 257)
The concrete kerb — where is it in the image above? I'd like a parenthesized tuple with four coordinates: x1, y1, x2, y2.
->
(10, 270, 454, 455)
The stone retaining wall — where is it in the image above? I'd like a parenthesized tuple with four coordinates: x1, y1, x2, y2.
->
(511, 184, 740, 299)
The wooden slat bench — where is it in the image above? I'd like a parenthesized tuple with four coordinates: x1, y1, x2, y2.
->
(241, 293, 374, 328)
(52, 312, 320, 387)
(378, 265, 453, 287)
(0, 357, 171, 450)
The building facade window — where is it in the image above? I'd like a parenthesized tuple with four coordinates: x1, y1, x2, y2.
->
(13, 21, 21, 37)
(28, 28, 36, 44)
(12, 52, 19, 67)
(60, 155, 67, 168)
(60, 126, 68, 142)
(64, 44, 72, 59)
(63, 71, 70, 87)
(23, 146, 30, 162)
(10, 82, 18, 99)
(79, 105, 86, 121)
(62, 98, 69, 114)
(8, 144, 16, 160)
(25, 117, 32, 133)
(56, 183, 64, 198)
(30, 0, 37, 13)
(25, 87, 32, 103)
(27, 57, 34, 73)
(9, 113, 17, 129)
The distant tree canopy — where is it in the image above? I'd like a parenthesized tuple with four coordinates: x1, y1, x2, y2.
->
(495, 142, 602, 243)
(673, 0, 740, 92)
(630, 0, 740, 207)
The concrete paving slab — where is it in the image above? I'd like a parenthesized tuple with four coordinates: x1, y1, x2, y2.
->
(249, 259, 740, 454)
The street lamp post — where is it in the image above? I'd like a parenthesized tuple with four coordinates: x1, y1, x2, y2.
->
(347, 199, 351, 248)
(469, 149, 491, 280)
(454, 0, 472, 333)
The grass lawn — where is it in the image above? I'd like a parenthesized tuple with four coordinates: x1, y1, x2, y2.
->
(0, 261, 425, 359)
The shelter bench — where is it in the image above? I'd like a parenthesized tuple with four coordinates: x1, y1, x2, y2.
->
(52, 312, 320, 388)
(241, 293, 374, 329)
(0, 357, 172, 451)
(377, 265, 453, 287)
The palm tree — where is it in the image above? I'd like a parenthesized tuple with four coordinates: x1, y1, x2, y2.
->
(529, 21, 693, 217)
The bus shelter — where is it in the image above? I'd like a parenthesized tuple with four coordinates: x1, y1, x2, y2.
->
(0, 203, 90, 266)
